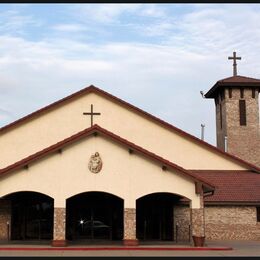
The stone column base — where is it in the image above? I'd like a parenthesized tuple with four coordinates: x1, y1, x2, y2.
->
(123, 239, 139, 246)
(51, 240, 67, 247)
(53, 207, 66, 246)
(124, 208, 137, 244)
(191, 207, 205, 247)
(0, 200, 11, 241)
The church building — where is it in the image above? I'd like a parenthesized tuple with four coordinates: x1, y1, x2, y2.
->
(0, 53, 259, 247)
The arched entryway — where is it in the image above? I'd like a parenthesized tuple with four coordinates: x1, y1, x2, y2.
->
(3, 191, 54, 241)
(136, 192, 186, 241)
(66, 192, 124, 241)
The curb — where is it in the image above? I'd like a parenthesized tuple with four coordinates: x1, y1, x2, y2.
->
(0, 247, 233, 251)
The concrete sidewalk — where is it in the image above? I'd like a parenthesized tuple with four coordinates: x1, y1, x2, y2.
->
(0, 240, 258, 256)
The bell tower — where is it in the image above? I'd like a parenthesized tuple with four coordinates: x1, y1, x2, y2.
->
(205, 52, 260, 167)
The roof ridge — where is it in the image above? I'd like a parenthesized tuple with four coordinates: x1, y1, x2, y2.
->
(0, 124, 215, 191)
(0, 85, 97, 132)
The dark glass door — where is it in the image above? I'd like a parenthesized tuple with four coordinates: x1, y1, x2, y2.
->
(77, 207, 111, 239)
(7, 192, 54, 240)
(137, 193, 175, 241)
(66, 192, 123, 241)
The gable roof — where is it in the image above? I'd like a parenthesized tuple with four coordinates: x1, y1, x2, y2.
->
(1, 85, 259, 173)
(0, 124, 215, 193)
(205, 75, 260, 98)
(191, 170, 260, 204)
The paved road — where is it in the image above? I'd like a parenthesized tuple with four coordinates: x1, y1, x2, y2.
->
(0, 240, 259, 257)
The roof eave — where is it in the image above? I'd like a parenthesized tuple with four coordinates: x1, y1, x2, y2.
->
(205, 82, 260, 99)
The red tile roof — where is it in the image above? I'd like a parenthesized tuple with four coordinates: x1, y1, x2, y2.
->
(1, 85, 259, 173)
(190, 170, 260, 204)
(218, 75, 260, 83)
(0, 124, 215, 192)
(205, 75, 260, 98)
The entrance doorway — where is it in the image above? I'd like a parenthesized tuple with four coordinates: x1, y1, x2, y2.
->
(66, 192, 123, 241)
(136, 193, 180, 241)
(4, 191, 54, 240)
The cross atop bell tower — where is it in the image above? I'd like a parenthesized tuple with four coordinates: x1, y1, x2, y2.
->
(204, 54, 260, 167)
(228, 51, 241, 76)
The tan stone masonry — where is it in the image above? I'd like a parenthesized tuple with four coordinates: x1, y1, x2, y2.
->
(53, 207, 66, 241)
(216, 88, 260, 167)
(174, 205, 191, 242)
(205, 206, 260, 240)
(0, 200, 11, 240)
(124, 208, 137, 243)
(191, 208, 205, 237)
(191, 194, 205, 240)
(173, 205, 260, 241)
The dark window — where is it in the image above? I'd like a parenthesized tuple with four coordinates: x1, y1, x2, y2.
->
(240, 88, 244, 98)
(220, 104, 222, 129)
(239, 100, 246, 126)
(257, 207, 260, 222)
(228, 89, 232, 98)
(252, 89, 256, 98)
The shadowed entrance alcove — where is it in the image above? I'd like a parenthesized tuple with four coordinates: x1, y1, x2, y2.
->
(4, 191, 54, 241)
(66, 192, 124, 241)
(136, 192, 182, 241)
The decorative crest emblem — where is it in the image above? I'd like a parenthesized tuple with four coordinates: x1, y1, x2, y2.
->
(88, 152, 102, 173)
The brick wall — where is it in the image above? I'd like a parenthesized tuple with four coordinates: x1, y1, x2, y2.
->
(174, 205, 191, 242)
(0, 200, 11, 240)
(205, 205, 260, 240)
(53, 207, 66, 241)
(174, 205, 260, 241)
(216, 93, 227, 150)
(216, 88, 260, 167)
(124, 208, 136, 240)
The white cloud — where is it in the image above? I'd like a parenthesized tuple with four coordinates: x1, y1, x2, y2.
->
(74, 4, 141, 24)
(0, 9, 42, 35)
(1, 4, 260, 146)
(0, 35, 218, 144)
(139, 22, 174, 37)
(52, 24, 86, 32)
(168, 5, 260, 55)
(138, 4, 167, 18)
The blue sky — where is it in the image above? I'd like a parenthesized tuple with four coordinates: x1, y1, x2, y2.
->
(1, 4, 260, 145)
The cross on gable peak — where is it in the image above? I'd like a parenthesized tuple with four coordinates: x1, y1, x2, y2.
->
(83, 104, 101, 127)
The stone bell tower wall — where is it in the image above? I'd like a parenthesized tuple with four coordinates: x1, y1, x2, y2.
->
(215, 87, 260, 167)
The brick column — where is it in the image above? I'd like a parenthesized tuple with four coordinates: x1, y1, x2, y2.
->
(191, 195, 205, 247)
(123, 208, 138, 246)
(52, 207, 67, 247)
(0, 200, 11, 241)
